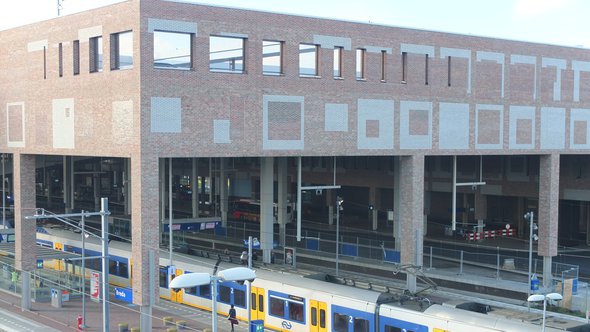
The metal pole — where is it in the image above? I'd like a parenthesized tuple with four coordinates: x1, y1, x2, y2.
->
(248, 235, 252, 269)
(101, 198, 110, 332)
(336, 196, 340, 277)
(459, 250, 463, 275)
(452, 156, 457, 231)
(1, 154, 5, 229)
(528, 212, 534, 309)
(496, 246, 500, 279)
(296, 157, 302, 241)
(169, 158, 173, 266)
(429, 246, 433, 269)
(542, 297, 547, 332)
(81, 211, 87, 328)
(212, 276, 218, 332)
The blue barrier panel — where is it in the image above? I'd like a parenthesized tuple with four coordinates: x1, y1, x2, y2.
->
(306, 238, 319, 251)
(215, 226, 226, 236)
(341, 243, 358, 257)
(573, 278, 578, 294)
(383, 250, 400, 263)
(250, 320, 264, 332)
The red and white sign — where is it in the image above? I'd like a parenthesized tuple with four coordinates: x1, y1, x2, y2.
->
(90, 271, 101, 302)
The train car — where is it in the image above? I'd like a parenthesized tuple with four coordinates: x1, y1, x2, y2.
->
(36, 227, 590, 332)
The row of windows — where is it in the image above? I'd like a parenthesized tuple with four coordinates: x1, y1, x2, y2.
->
(153, 31, 450, 86)
(48, 30, 133, 79)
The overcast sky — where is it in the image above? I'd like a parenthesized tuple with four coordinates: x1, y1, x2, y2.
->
(1, 0, 588, 48)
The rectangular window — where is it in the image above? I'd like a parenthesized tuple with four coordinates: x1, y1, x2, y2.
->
(89, 36, 103, 73)
(356, 48, 365, 80)
(299, 43, 318, 76)
(154, 31, 192, 70)
(262, 40, 282, 75)
(333, 312, 348, 332)
(234, 288, 246, 307)
(401, 52, 407, 83)
(425, 54, 429, 85)
(333, 47, 342, 78)
(219, 285, 232, 303)
(111, 31, 133, 70)
(159, 267, 168, 288)
(381, 50, 386, 81)
(270, 297, 285, 317)
(199, 284, 211, 298)
(58, 43, 63, 77)
(354, 318, 370, 332)
(73, 40, 80, 75)
(210, 35, 245, 73)
(448, 56, 452, 86)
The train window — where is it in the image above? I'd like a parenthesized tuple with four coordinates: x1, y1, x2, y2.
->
(234, 288, 246, 307)
(269, 297, 285, 317)
(219, 285, 232, 304)
(320, 309, 326, 328)
(288, 301, 304, 323)
(109, 260, 128, 278)
(258, 294, 264, 312)
(185, 286, 196, 295)
(353, 318, 370, 332)
(311, 307, 317, 326)
(251, 292, 257, 311)
(199, 284, 211, 299)
(333, 313, 348, 332)
(159, 267, 168, 288)
(384, 327, 413, 332)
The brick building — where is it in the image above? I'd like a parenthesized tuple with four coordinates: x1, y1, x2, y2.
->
(1, 0, 590, 330)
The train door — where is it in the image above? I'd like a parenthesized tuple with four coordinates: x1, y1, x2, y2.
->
(309, 300, 327, 332)
(171, 269, 183, 303)
(250, 286, 265, 320)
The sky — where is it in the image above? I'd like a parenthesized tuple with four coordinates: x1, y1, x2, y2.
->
(0, 0, 588, 48)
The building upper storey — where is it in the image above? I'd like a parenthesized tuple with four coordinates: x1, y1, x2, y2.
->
(1, 0, 590, 158)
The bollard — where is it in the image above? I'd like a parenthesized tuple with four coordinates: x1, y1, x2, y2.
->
(77, 315, 83, 330)
(118, 323, 129, 332)
(163, 316, 174, 326)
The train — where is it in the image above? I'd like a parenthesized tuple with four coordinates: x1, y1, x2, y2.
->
(35, 227, 590, 332)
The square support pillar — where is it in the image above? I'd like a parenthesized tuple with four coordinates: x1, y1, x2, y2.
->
(538, 154, 560, 287)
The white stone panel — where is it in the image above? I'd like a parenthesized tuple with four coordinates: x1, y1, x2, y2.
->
(78, 26, 103, 42)
(573, 60, 590, 102)
(325, 103, 348, 132)
(570, 108, 590, 149)
(542, 57, 567, 101)
(262, 95, 304, 150)
(313, 35, 351, 50)
(510, 55, 537, 100)
(440, 47, 471, 93)
(357, 99, 394, 150)
(540, 107, 566, 149)
(148, 18, 197, 34)
(214, 119, 231, 144)
(400, 43, 434, 56)
(439, 102, 469, 149)
(27, 40, 48, 52)
(400, 101, 432, 150)
(151, 97, 181, 133)
(364, 46, 392, 54)
(509, 105, 535, 150)
(52, 98, 75, 149)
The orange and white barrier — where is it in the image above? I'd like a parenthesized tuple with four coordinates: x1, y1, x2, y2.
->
(466, 228, 515, 241)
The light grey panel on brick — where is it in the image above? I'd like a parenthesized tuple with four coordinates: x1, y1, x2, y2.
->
(573, 60, 590, 102)
(148, 18, 197, 34)
(357, 99, 394, 150)
(440, 47, 471, 93)
(564, 189, 590, 201)
(6, 102, 25, 148)
(112, 100, 133, 143)
(214, 119, 231, 144)
(570, 108, 590, 149)
(477, 51, 505, 98)
(151, 97, 181, 133)
(542, 57, 566, 101)
(511, 55, 537, 100)
(27, 40, 48, 52)
(364, 46, 392, 54)
(475, 104, 503, 150)
(219, 32, 248, 38)
(313, 35, 351, 50)
(78, 26, 103, 41)
(540, 107, 565, 149)
(52, 98, 75, 149)
(439, 102, 469, 149)
(400, 43, 434, 56)
(432, 181, 452, 192)
(481, 184, 502, 196)
(325, 103, 348, 132)
(400, 101, 432, 150)
(263, 95, 304, 150)
(509, 105, 535, 150)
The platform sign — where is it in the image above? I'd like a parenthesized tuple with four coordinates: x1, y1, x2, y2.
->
(284, 247, 295, 267)
(114, 287, 133, 303)
(90, 271, 100, 302)
(36, 259, 43, 269)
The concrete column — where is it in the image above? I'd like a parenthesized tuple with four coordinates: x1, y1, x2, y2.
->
(124, 158, 131, 216)
(474, 191, 487, 235)
(327, 190, 334, 225)
(277, 157, 288, 247)
(191, 158, 199, 218)
(131, 153, 159, 332)
(220, 158, 228, 224)
(14, 153, 36, 310)
(399, 155, 425, 293)
(369, 187, 377, 230)
(93, 161, 100, 211)
(260, 157, 274, 263)
(538, 154, 560, 288)
(63, 156, 71, 213)
(393, 157, 401, 251)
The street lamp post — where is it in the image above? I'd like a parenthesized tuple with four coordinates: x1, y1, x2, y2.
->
(169, 267, 256, 332)
(80, 211, 87, 329)
(335, 196, 343, 277)
(527, 293, 563, 332)
(525, 211, 538, 306)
